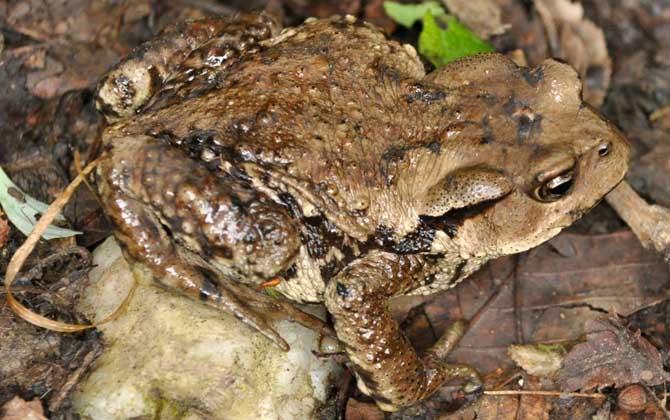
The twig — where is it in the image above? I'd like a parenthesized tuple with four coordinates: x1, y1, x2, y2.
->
(484, 389, 606, 399)
(4, 158, 136, 333)
(606, 181, 670, 263)
(48, 342, 102, 412)
(644, 384, 670, 420)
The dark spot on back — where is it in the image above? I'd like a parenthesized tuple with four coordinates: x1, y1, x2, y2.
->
(393, 225, 435, 254)
(301, 216, 338, 259)
(373, 225, 396, 248)
(228, 191, 247, 213)
(404, 83, 447, 104)
(502, 96, 526, 116)
(228, 165, 252, 183)
(369, 224, 435, 254)
(320, 260, 340, 281)
(278, 193, 303, 218)
(381, 144, 409, 162)
(516, 114, 542, 144)
(283, 264, 298, 279)
(162, 129, 235, 169)
(477, 92, 498, 106)
(451, 260, 467, 281)
(521, 67, 544, 86)
(480, 116, 494, 144)
(419, 214, 458, 239)
(153, 129, 177, 143)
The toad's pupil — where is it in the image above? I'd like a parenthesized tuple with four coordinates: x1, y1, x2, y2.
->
(599, 144, 610, 157)
(548, 178, 573, 196)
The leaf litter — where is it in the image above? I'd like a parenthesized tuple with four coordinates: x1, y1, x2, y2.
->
(1, 0, 670, 419)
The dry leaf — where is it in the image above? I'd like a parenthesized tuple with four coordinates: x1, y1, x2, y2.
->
(535, 0, 611, 107)
(345, 399, 385, 420)
(558, 317, 670, 391)
(364, 0, 397, 33)
(0, 397, 47, 420)
(283, 0, 362, 19)
(416, 231, 668, 376)
(439, 393, 522, 419)
(442, 0, 510, 38)
(508, 344, 565, 377)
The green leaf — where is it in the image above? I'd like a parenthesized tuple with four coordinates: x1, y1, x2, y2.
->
(418, 10, 494, 67)
(0, 166, 81, 240)
(264, 288, 282, 299)
(383, 1, 446, 28)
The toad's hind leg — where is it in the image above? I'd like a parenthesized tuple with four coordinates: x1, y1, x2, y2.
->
(96, 12, 280, 120)
(324, 251, 481, 411)
(97, 135, 319, 350)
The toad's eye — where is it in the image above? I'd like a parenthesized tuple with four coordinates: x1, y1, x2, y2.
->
(533, 170, 574, 202)
(598, 142, 610, 157)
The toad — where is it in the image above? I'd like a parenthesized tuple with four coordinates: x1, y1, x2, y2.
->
(95, 13, 629, 411)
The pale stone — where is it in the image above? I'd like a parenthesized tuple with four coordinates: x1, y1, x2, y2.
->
(73, 237, 342, 420)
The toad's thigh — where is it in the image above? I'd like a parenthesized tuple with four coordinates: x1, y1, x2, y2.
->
(98, 135, 301, 282)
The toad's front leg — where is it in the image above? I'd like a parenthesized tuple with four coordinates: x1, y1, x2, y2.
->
(97, 135, 325, 350)
(325, 251, 481, 411)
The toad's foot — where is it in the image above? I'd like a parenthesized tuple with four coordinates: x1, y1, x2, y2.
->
(325, 251, 481, 412)
(225, 279, 336, 339)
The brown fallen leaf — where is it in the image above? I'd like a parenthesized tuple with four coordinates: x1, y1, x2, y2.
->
(0, 397, 47, 420)
(414, 230, 668, 376)
(283, 0, 362, 19)
(534, 0, 611, 107)
(364, 0, 396, 34)
(345, 398, 385, 420)
(557, 317, 670, 391)
(507, 344, 565, 377)
(438, 392, 526, 420)
(442, 0, 510, 38)
(20, 41, 119, 100)
(5, 0, 151, 47)
(3, 0, 157, 100)
(514, 390, 553, 420)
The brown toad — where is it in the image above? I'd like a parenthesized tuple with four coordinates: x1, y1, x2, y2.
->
(95, 13, 629, 411)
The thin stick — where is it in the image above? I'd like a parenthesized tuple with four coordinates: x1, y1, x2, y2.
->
(606, 181, 670, 262)
(484, 390, 606, 399)
(4, 158, 136, 332)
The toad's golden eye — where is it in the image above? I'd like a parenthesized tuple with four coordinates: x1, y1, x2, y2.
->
(598, 142, 611, 157)
(533, 170, 574, 202)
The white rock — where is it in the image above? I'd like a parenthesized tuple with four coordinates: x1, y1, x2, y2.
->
(73, 237, 342, 420)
